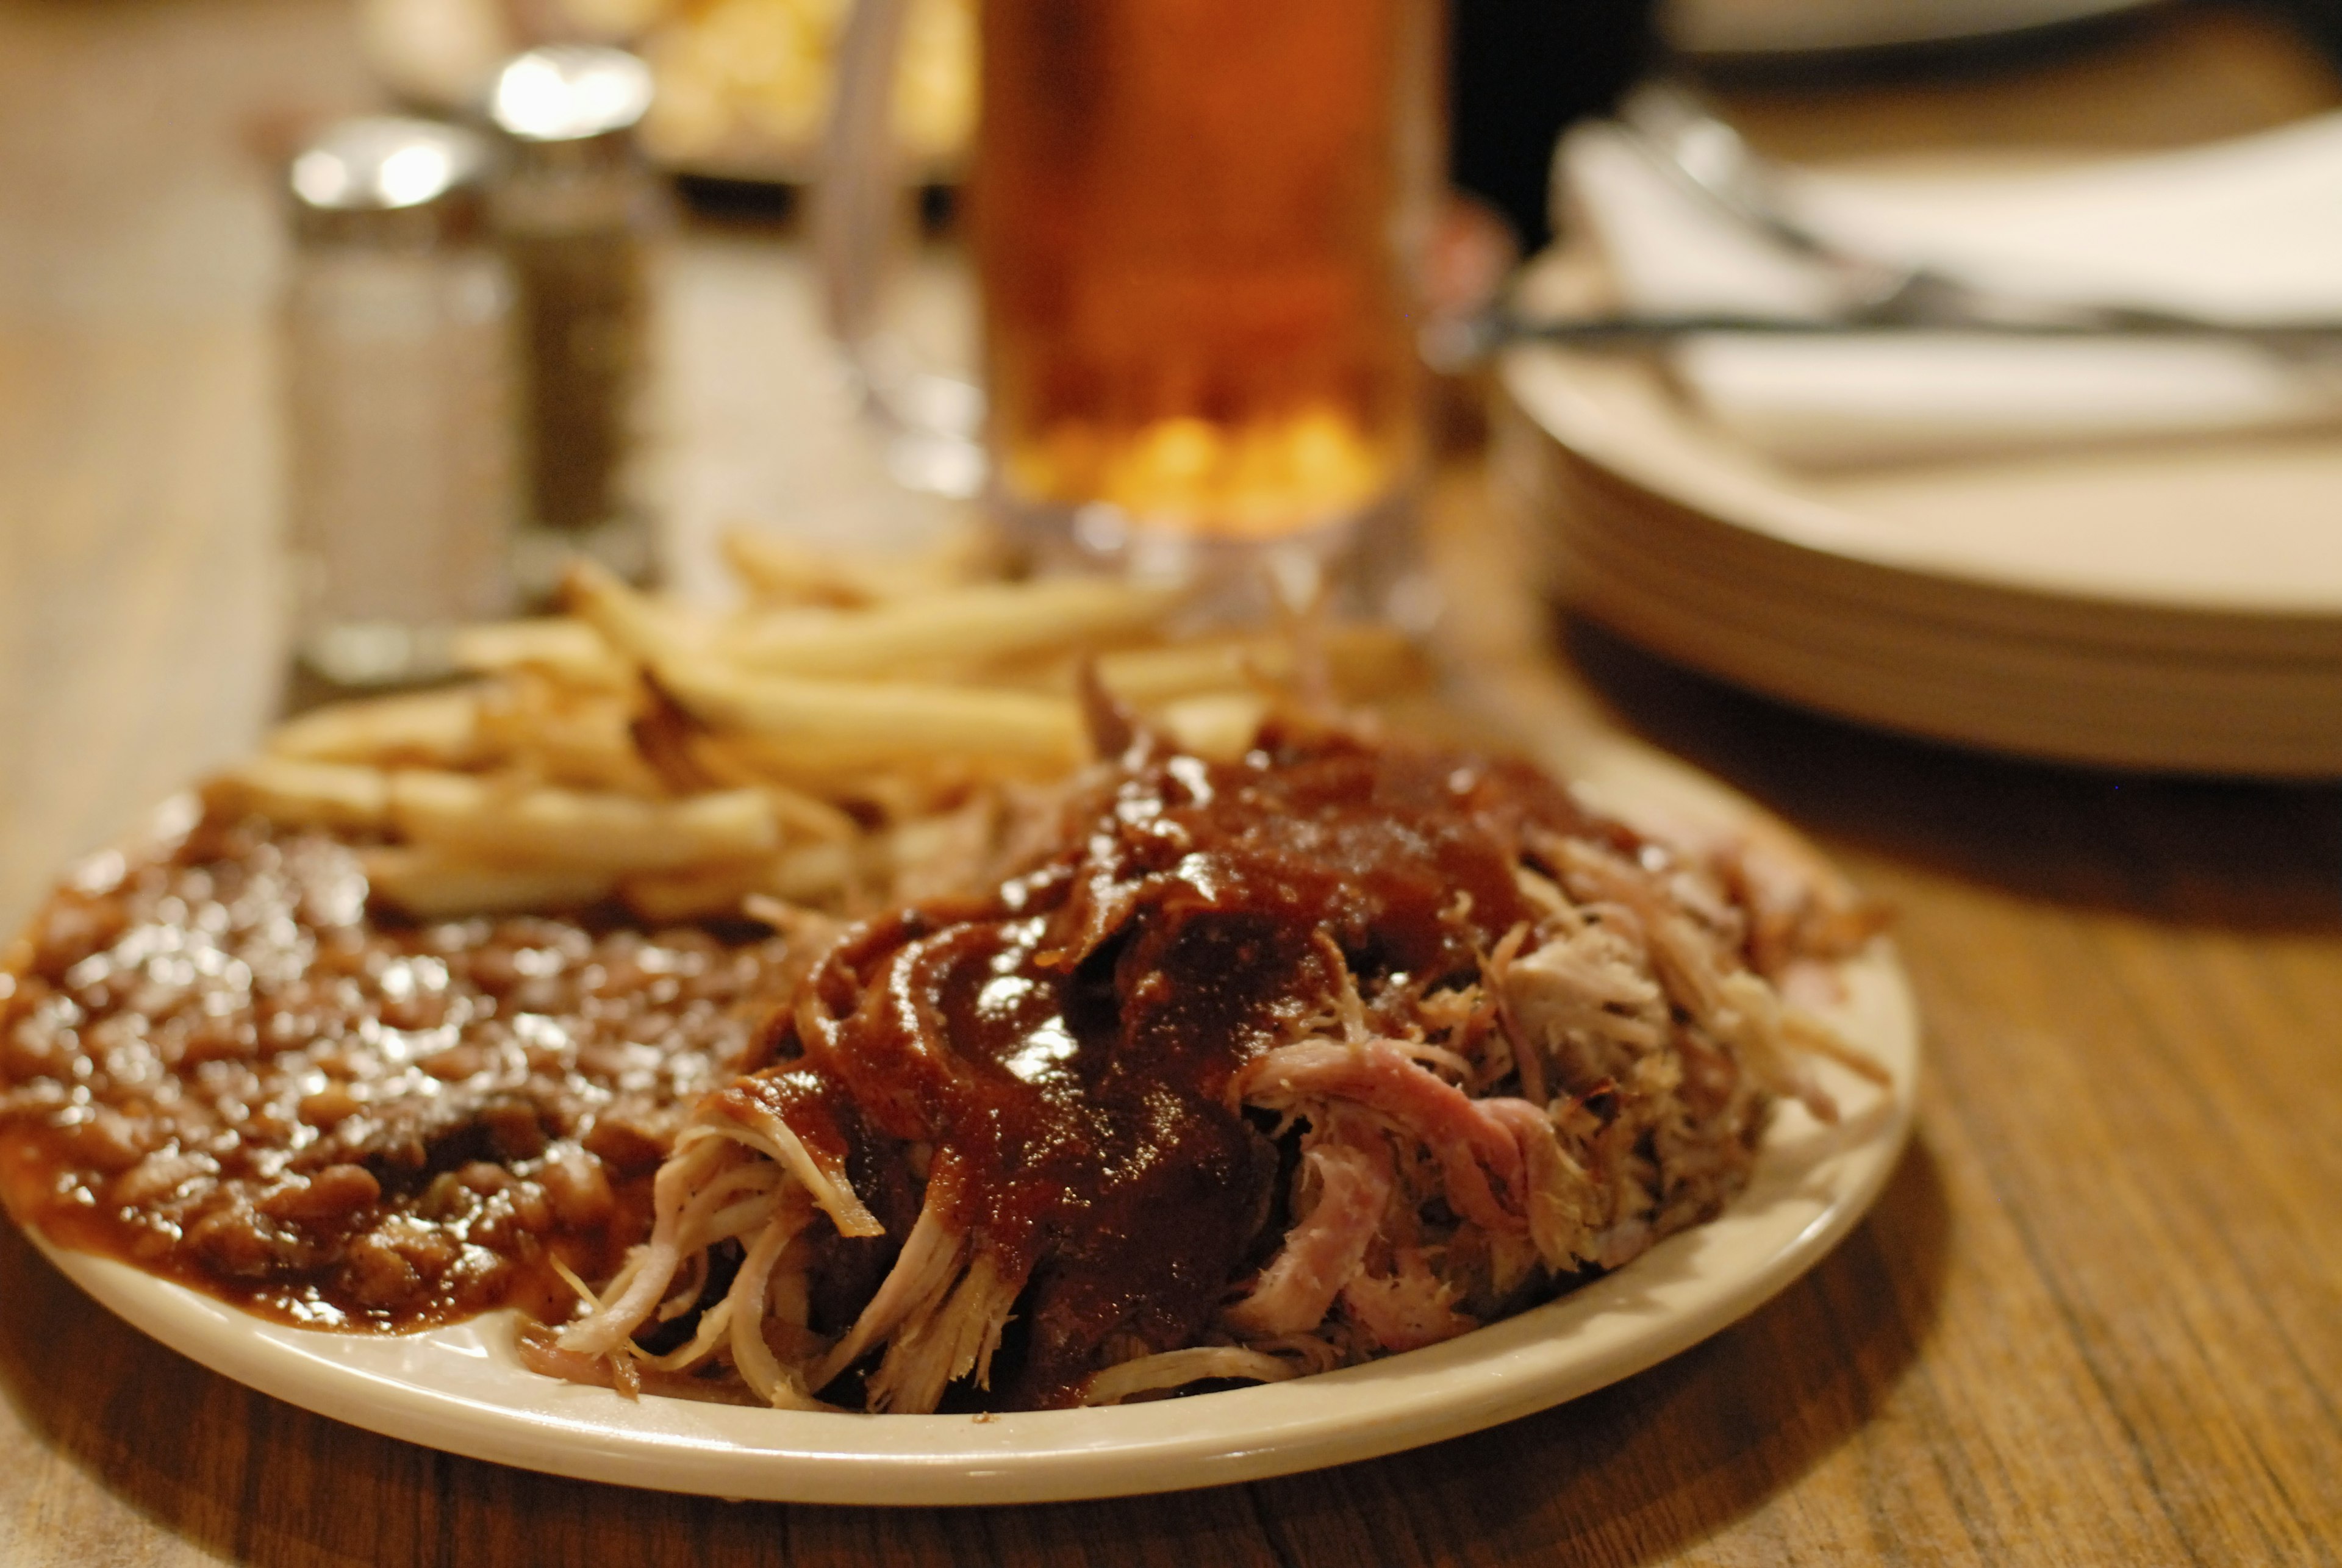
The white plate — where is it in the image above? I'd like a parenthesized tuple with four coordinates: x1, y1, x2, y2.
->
(1501, 349, 2342, 634)
(1555, 523, 2342, 775)
(1662, 0, 2157, 57)
(1498, 334, 2342, 777)
(27, 746, 1918, 1506)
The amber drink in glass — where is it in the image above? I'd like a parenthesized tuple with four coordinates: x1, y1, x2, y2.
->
(969, 0, 1438, 579)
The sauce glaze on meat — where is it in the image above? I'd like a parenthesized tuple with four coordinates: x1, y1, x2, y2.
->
(716, 723, 1628, 1406)
(0, 808, 792, 1328)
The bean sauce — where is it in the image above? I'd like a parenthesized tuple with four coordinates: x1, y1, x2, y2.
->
(0, 812, 792, 1330)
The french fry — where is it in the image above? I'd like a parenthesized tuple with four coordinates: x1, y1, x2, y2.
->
(762, 839, 865, 904)
(206, 757, 392, 832)
(717, 579, 1186, 678)
(362, 846, 616, 918)
(569, 563, 1084, 764)
(652, 661, 1087, 768)
(677, 730, 779, 790)
(567, 559, 1089, 765)
(448, 618, 632, 689)
(267, 688, 486, 768)
(1097, 625, 1424, 706)
(720, 521, 1005, 607)
(562, 560, 709, 673)
(711, 741, 966, 824)
(390, 772, 778, 873)
(621, 859, 774, 923)
(762, 784, 862, 844)
(719, 531, 897, 607)
(476, 672, 667, 796)
(1094, 639, 1276, 704)
(234, 535, 1413, 921)
(677, 735, 861, 841)
(1155, 692, 1272, 762)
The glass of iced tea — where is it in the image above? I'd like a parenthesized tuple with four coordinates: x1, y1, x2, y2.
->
(819, 0, 1442, 607)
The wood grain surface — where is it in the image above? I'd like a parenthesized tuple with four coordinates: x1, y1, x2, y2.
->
(2, 2, 2338, 1563)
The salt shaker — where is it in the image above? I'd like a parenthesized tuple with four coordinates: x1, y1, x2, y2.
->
(489, 45, 662, 602)
(283, 117, 519, 703)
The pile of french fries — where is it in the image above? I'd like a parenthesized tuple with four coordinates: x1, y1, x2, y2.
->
(207, 531, 1427, 923)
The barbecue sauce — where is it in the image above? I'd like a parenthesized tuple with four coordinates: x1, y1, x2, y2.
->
(0, 815, 793, 1330)
(1, 724, 1627, 1401)
(784, 723, 1607, 1406)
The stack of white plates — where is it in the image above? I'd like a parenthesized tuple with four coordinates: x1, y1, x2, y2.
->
(1497, 346, 2342, 777)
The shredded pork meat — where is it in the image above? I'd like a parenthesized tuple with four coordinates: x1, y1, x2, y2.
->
(539, 714, 1885, 1412)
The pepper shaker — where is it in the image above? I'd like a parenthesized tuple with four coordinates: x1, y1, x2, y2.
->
(489, 45, 664, 603)
(282, 117, 520, 704)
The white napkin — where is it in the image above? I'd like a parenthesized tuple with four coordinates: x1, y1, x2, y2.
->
(1555, 112, 2342, 466)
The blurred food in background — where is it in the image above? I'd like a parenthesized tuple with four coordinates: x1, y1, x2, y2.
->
(632, 0, 973, 173)
(363, 0, 1659, 250)
(361, 0, 976, 176)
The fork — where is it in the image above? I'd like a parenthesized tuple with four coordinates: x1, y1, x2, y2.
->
(1440, 83, 2342, 363)
(1608, 81, 2324, 342)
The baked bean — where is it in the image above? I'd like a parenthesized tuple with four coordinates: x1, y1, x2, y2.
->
(0, 818, 793, 1329)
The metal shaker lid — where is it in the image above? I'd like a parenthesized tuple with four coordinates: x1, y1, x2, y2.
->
(287, 117, 493, 246)
(489, 46, 654, 146)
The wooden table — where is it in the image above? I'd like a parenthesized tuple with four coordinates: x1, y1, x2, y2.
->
(2, 2, 2337, 1562)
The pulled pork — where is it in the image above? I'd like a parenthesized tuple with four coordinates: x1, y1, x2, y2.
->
(535, 716, 1883, 1411)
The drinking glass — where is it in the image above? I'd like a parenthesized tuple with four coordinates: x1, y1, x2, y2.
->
(819, 0, 1444, 612)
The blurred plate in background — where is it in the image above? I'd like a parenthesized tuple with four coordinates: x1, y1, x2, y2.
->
(1661, 0, 2158, 57)
(1497, 256, 2342, 779)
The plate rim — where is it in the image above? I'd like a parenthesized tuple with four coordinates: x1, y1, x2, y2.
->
(1497, 344, 2342, 632)
(1499, 349, 2342, 776)
(29, 959, 1917, 1506)
(1554, 532, 2342, 775)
